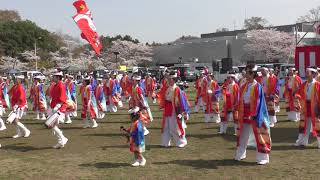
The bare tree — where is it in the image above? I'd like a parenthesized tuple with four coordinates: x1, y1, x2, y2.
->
(0, 10, 21, 22)
(297, 6, 320, 23)
(244, 17, 268, 30)
(216, 28, 229, 32)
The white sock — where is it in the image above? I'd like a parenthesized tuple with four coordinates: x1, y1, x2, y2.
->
(219, 123, 224, 133)
(53, 126, 65, 140)
(16, 122, 28, 132)
(223, 123, 228, 133)
(16, 126, 21, 135)
(0, 118, 6, 128)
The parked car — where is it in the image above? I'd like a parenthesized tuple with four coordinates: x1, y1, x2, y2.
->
(20, 71, 45, 80)
(214, 66, 240, 85)
(167, 67, 195, 82)
(172, 64, 196, 81)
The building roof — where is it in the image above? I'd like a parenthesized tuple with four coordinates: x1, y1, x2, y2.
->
(201, 22, 314, 38)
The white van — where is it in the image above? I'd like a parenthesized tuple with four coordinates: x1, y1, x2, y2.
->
(20, 71, 45, 80)
(214, 66, 241, 85)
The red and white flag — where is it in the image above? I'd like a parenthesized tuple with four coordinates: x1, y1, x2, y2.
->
(73, 0, 102, 56)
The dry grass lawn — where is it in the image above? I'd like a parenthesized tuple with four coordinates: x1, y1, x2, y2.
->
(0, 86, 319, 180)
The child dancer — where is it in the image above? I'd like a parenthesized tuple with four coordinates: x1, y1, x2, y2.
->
(121, 107, 146, 167)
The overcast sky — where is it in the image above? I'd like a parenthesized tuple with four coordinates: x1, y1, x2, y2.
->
(1, 0, 320, 43)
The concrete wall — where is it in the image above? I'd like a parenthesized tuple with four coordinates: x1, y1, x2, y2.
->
(153, 37, 246, 65)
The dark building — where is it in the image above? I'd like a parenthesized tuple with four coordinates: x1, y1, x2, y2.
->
(153, 37, 246, 66)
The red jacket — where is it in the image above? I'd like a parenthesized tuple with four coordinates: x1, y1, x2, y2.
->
(50, 81, 67, 112)
(104, 79, 114, 96)
(9, 83, 26, 108)
(129, 85, 144, 108)
(145, 77, 155, 95)
(0, 82, 6, 107)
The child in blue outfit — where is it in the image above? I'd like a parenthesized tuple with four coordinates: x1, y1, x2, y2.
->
(121, 107, 146, 167)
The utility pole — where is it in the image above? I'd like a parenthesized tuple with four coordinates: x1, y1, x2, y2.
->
(34, 36, 42, 71)
(113, 51, 120, 69)
(34, 41, 37, 71)
(179, 57, 183, 64)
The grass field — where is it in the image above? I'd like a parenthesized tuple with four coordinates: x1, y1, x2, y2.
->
(0, 85, 319, 180)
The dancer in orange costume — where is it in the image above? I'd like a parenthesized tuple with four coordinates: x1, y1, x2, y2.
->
(235, 64, 271, 165)
(294, 67, 320, 148)
(284, 67, 302, 122)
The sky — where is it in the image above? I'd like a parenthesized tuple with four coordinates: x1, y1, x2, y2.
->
(1, 0, 320, 43)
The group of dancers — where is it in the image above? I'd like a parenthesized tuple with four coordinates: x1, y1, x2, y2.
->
(193, 64, 320, 165)
(0, 63, 319, 166)
(0, 69, 190, 166)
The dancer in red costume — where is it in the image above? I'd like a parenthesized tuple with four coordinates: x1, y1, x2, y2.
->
(7, 75, 30, 139)
(220, 73, 239, 135)
(284, 67, 302, 122)
(29, 76, 47, 120)
(294, 67, 320, 148)
(161, 71, 190, 148)
(46, 71, 69, 149)
(204, 73, 220, 124)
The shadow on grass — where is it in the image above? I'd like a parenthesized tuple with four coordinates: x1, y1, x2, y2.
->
(0, 136, 15, 140)
(79, 162, 129, 169)
(146, 144, 165, 150)
(2, 145, 52, 152)
(84, 133, 123, 137)
(101, 145, 127, 150)
(220, 134, 237, 142)
(151, 116, 163, 119)
(270, 127, 298, 143)
(60, 126, 86, 130)
(24, 121, 46, 125)
(98, 121, 131, 124)
(276, 120, 296, 123)
(105, 113, 130, 116)
(187, 121, 206, 125)
(101, 144, 163, 150)
(188, 133, 236, 142)
(272, 144, 319, 151)
(188, 133, 221, 139)
(147, 127, 162, 130)
(201, 126, 219, 130)
(153, 159, 257, 169)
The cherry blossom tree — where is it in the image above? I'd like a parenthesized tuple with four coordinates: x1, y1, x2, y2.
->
(243, 29, 296, 63)
(1, 38, 153, 71)
(106, 40, 153, 68)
